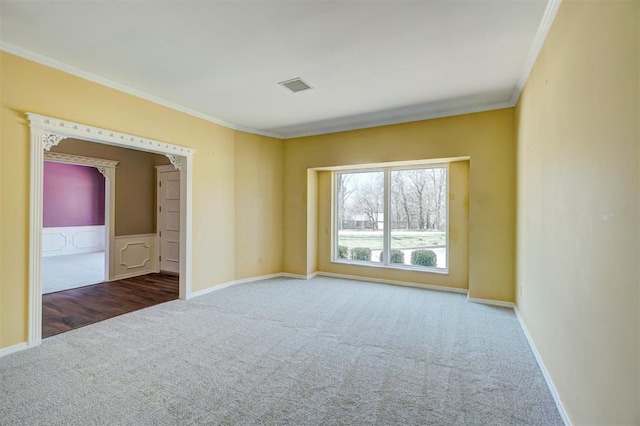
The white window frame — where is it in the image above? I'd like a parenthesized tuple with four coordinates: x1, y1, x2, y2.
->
(332, 163, 450, 274)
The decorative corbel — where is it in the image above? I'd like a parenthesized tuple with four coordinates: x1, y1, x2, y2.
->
(95, 166, 108, 178)
(166, 154, 182, 171)
(42, 133, 68, 151)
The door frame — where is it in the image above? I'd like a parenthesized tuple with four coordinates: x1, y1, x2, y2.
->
(28, 112, 195, 347)
(156, 164, 180, 274)
(43, 151, 117, 282)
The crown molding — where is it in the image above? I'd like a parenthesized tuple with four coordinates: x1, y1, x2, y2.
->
(509, 0, 562, 106)
(0, 42, 283, 139)
(3, 0, 561, 142)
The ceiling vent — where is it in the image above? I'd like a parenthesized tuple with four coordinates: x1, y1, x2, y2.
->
(278, 77, 313, 93)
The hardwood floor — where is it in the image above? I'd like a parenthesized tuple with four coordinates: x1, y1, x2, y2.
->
(42, 273, 179, 338)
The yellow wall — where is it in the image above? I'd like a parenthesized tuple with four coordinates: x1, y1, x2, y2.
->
(233, 132, 284, 280)
(315, 161, 469, 290)
(515, 1, 639, 423)
(0, 50, 5, 350)
(306, 170, 319, 276)
(0, 52, 284, 349)
(51, 138, 170, 236)
(283, 110, 515, 300)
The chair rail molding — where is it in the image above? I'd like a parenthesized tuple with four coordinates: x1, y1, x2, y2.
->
(28, 112, 195, 347)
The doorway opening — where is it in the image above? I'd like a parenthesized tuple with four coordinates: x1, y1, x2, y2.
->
(28, 113, 195, 347)
(41, 153, 114, 294)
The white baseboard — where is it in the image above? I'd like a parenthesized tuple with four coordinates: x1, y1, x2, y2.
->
(314, 271, 468, 294)
(110, 270, 156, 281)
(467, 296, 515, 308)
(190, 271, 468, 298)
(233, 273, 284, 285)
(281, 272, 317, 280)
(0, 342, 29, 358)
(514, 306, 571, 425)
(188, 273, 285, 299)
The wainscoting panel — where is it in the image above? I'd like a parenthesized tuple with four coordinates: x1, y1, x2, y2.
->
(113, 234, 159, 280)
(42, 225, 105, 257)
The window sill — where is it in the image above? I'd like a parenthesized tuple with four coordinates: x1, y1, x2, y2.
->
(331, 259, 449, 275)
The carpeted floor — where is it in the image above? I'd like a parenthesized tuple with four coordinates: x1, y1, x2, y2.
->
(0, 277, 562, 425)
(42, 251, 105, 294)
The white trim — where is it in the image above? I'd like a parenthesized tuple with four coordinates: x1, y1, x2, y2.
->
(179, 156, 193, 299)
(2, 14, 563, 143)
(156, 167, 180, 275)
(0, 41, 511, 140)
(281, 272, 317, 280)
(1, 42, 280, 139)
(155, 164, 177, 173)
(331, 259, 449, 274)
(113, 233, 158, 279)
(28, 113, 195, 347)
(188, 273, 285, 299)
(315, 157, 471, 172)
(188, 281, 242, 299)
(28, 113, 195, 156)
(331, 163, 450, 273)
(509, 0, 562, 105)
(514, 306, 572, 426)
(383, 170, 391, 265)
(109, 270, 155, 281)
(0, 342, 29, 358)
(29, 128, 46, 347)
(42, 225, 105, 257)
(189, 269, 471, 300)
(467, 296, 515, 308)
(44, 152, 119, 169)
(315, 271, 467, 294)
(233, 273, 286, 284)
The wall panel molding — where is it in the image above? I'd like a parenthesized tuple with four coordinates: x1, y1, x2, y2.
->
(113, 234, 159, 280)
(42, 226, 105, 257)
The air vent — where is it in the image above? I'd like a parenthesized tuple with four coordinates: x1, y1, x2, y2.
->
(278, 77, 312, 93)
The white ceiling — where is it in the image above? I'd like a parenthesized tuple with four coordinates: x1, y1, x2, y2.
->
(0, 1, 557, 139)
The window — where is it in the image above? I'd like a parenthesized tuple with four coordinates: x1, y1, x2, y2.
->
(334, 164, 448, 271)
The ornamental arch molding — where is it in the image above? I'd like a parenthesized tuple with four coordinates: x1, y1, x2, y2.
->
(28, 113, 195, 347)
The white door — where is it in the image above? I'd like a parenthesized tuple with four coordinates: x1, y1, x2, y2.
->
(158, 170, 180, 274)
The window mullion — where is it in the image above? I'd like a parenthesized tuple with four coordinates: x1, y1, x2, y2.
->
(383, 169, 391, 265)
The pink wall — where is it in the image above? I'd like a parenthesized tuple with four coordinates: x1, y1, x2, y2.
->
(43, 162, 105, 227)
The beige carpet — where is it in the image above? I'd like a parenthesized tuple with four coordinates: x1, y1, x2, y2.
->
(0, 276, 562, 425)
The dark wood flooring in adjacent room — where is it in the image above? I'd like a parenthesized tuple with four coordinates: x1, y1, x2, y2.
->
(43, 273, 179, 338)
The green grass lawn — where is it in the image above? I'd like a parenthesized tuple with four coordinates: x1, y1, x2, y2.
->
(337, 230, 445, 249)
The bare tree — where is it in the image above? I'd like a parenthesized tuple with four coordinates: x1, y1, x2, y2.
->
(406, 169, 430, 229)
(430, 168, 446, 230)
(391, 171, 412, 229)
(336, 174, 355, 230)
(353, 172, 383, 230)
